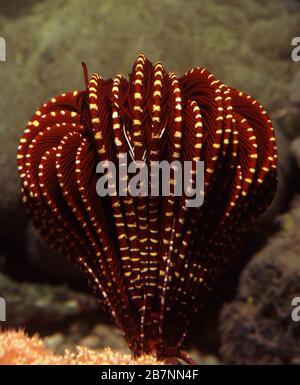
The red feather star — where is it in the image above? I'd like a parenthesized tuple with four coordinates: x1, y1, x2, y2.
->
(17, 54, 277, 362)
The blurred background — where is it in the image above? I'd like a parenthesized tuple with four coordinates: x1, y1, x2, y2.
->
(0, 0, 300, 364)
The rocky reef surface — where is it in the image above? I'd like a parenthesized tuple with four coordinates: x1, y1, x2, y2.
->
(220, 196, 300, 364)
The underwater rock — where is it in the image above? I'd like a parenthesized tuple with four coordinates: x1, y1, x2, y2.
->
(0, 271, 98, 330)
(0, 127, 26, 245)
(79, 323, 129, 352)
(276, 105, 300, 142)
(260, 127, 294, 221)
(220, 195, 300, 364)
(290, 137, 300, 170)
(259, 70, 300, 222)
(275, 70, 300, 141)
(289, 70, 300, 106)
(43, 322, 129, 354)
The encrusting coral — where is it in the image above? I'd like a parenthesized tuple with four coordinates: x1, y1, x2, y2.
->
(0, 330, 161, 365)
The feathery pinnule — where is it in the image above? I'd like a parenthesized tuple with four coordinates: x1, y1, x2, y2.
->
(17, 54, 277, 361)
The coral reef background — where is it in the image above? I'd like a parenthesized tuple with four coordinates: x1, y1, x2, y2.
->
(1, 0, 300, 364)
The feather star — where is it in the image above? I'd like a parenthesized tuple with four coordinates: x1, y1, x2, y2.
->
(17, 54, 277, 362)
